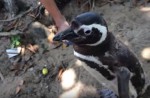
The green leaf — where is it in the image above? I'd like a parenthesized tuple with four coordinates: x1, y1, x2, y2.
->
(15, 41, 20, 46)
(10, 35, 21, 48)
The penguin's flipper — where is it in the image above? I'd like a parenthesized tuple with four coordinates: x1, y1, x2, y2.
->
(116, 45, 145, 94)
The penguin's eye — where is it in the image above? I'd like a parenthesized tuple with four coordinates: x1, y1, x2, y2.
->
(84, 30, 91, 35)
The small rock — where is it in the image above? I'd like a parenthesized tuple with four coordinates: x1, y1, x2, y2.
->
(33, 76, 41, 84)
(25, 87, 34, 94)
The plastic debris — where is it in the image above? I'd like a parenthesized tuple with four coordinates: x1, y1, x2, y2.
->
(6, 47, 22, 58)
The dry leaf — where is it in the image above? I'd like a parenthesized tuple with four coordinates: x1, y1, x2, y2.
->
(62, 43, 67, 49)
(28, 13, 36, 18)
(15, 86, 21, 94)
(51, 26, 57, 33)
(48, 25, 57, 33)
(0, 70, 4, 82)
(47, 35, 54, 43)
(47, 27, 61, 45)
(15, 79, 24, 94)
(47, 29, 55, 43)
(27, 44, 39, 53)
(21, 46, 25, 55)
(57, 68, 65, 81)
(19, 80, 24, 86)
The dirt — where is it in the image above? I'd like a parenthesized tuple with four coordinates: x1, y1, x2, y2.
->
(0, 0, 150, 98)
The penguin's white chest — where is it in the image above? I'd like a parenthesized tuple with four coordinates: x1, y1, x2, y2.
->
(74, 50, 137, 98)
(74, 50, 118, 93)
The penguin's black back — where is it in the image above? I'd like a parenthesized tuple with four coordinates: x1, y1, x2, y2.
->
(108, 35, 145, 94)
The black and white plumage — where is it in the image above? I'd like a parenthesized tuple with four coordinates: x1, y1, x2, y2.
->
(53, 12, 145, 98)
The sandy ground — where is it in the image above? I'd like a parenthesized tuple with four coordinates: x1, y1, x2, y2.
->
(0, 1, 150, 98)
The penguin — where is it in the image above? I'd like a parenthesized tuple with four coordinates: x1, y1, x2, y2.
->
(53, 12, 145, 98)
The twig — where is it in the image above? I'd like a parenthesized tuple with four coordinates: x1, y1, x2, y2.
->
(0, 30, 23, 36)
(34, 4, 44, 19)
(0, 70, 4, 82)
(0, 7, 33, 22)
(22, 5, 43, 32)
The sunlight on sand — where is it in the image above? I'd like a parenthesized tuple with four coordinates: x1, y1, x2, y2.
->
(141, 47, 150, 60)
(61, 68, 77, 90)
(59, 82, 83, 98)
(140, 6, 150, 19)
(60, 81, 98, 98)
(124, 41, 130, 46)
(140, 7, 150, 12)
(60, 67, 98, 98)
(75, 59, 84, 67)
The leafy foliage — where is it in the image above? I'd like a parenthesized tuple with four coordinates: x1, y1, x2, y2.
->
(10, 35, 21, 48)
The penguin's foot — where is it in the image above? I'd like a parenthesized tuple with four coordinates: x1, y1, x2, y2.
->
(117, 67, 130, 98)
(98, 89, 118, 98)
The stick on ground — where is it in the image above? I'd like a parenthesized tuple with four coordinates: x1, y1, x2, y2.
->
(0, 30, 22, 36)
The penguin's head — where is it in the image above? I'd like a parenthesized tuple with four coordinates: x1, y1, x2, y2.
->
(53, 12, 108, 46)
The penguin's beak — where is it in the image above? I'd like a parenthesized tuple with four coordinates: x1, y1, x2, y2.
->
(53, 27, 78, 41)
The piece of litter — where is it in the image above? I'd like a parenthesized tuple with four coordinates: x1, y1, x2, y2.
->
(7, 54, 18, 58)
(6, 47, 22, 58)
(6, 47, 21, 54)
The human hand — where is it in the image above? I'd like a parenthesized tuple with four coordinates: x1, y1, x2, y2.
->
(48, 21, 70, 46)
(57, 21, 72, 46)
(57, 21, 69, 33)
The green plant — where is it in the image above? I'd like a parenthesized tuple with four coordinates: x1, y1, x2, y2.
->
(11, 35, 21, 48)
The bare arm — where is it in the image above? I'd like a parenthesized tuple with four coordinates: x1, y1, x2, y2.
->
(39, 0, 69, 32)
